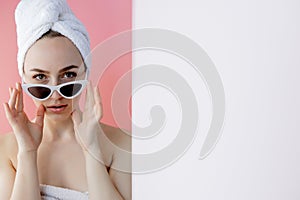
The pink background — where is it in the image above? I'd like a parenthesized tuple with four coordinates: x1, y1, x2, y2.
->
(0, 0, 132, 133)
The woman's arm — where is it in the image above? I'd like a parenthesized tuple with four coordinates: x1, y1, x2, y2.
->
(0, 136, 16, 200)
(10, 151, 41, 200)
(0, 135, 41, 200)
(72, 83, 131, 199)
(2, 83, 45, 200)
(84, 151, 125, 200)
(84, 128, 131, 200)
(107, 128, 132, 200)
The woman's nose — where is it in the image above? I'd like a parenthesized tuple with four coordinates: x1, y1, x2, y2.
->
(47, 79, 63, 100)
(50, 90, 63, 100)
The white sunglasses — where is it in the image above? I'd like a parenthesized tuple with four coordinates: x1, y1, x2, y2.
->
(22, 71, 89, 101)
(22, 80, 88, 101)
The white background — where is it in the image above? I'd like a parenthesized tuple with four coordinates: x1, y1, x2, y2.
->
(132, 0, 300, 199)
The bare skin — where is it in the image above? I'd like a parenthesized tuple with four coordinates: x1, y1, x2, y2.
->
(0, 37, 131, 200)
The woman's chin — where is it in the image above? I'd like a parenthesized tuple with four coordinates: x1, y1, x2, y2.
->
(45, 109, 72, 121)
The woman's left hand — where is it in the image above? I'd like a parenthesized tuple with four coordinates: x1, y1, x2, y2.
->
(71, 81, 103, 155)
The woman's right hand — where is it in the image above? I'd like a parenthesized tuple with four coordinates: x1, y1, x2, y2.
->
(3, 82, 45, 153)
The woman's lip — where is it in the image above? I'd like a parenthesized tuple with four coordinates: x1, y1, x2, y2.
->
(46, 105, 68, 113)
(47, 104, 67, 108)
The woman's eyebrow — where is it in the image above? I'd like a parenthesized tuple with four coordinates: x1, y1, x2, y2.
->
(29, 65, 79, 73)
(29, 68, 50, 73)
(59, 65, 79, 73)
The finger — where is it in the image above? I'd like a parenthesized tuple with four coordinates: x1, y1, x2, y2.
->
(16, 82, 24, 112)
(8, 88, 18, 110)
(94, 86, 103, 120)
(9, 87, 12, 95)
(88, 81, 95, 105)
(94, 86, 101, 105)
(71, 108, 81, 128)
(85, 81, 95, 110)
(3, 103, 18, 129)
(3, 103, 13, 121)
(35, 104, 45, 127)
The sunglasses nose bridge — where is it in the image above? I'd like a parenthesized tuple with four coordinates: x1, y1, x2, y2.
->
(48, 85, 63, 99)
(50, 90, 63, 99)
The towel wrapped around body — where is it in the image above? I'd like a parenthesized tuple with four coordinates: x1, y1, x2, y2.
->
(40, 184, 88, 200)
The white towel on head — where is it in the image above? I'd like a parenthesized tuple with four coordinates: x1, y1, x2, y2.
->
(40, 184, 88, 200)
(15, 0, 91, 77)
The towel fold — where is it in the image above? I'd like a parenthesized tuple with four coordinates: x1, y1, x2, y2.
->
(40, 184, 88, 200)
(15, 0, 91, 77)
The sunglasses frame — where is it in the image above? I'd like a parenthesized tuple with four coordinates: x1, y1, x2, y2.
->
(22, 80, 88, 101)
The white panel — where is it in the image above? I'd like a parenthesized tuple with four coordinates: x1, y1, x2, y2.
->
(132, 0, 300, 199)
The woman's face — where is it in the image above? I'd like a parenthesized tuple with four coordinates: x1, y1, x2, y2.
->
(23, 36, 86, 120)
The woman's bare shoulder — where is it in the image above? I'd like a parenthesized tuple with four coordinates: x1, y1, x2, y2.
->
(99, 122, 131, 152)
(100, 123, 131, 179)
(0, 132, 17, 162)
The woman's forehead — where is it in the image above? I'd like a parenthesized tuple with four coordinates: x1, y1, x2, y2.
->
(24, 37, 84, 73)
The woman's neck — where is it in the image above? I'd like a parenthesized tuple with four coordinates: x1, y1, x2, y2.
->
(42, 115, 76, 142)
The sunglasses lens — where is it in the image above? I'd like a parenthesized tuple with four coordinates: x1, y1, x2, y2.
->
(28, 86, 51, 99)
(60, 83, 82, 97)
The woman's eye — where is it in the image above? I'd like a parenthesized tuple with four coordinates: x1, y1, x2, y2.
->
(63, 72, 77, 78)
(32, 74, 46, 80)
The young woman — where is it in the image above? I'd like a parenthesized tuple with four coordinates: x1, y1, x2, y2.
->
(0, 1, 131, 200)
